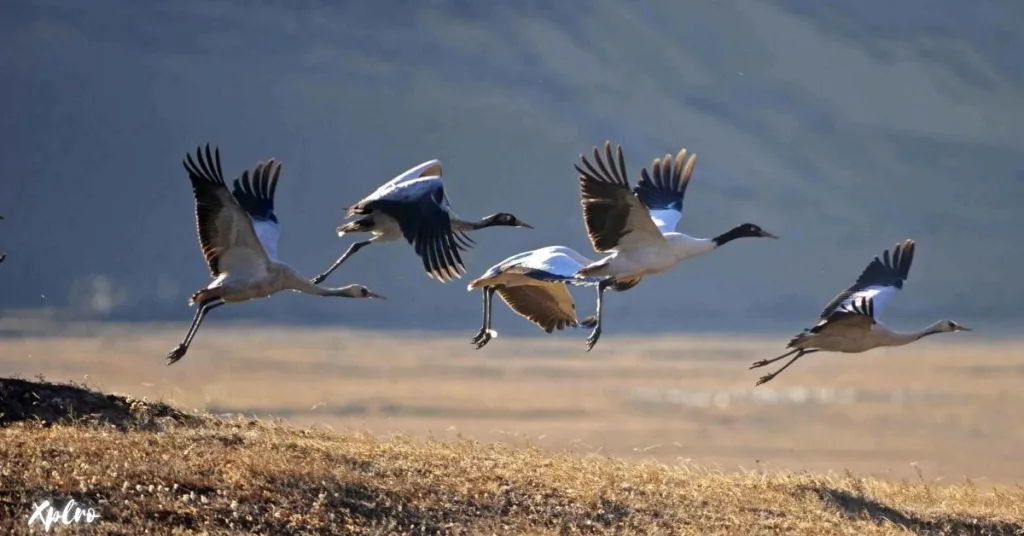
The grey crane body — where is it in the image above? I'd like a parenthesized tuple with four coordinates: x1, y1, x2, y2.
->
(166, 145, 384, 366)
(751, 239, 971, 386)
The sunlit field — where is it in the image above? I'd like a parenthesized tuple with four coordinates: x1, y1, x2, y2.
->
(3, 316, 1023, 487)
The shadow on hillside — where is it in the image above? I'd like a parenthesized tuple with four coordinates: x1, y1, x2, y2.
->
(0, 377, 202, 431)
(810, 486, 1023, 535)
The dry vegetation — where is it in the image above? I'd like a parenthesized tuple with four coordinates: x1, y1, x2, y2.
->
(3, 318, 1024, 533)
(6, 319, 1024, 484)
(2, 378, 1023, 535)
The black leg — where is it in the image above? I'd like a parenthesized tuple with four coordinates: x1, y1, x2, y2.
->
(750, 348, 800, 370)
(470, 287, 490, 344)
(166, 298, 225, 365)
(311, 240, 372, 285)
(755, 349, 819, 386)
(585, 279, 612, 352)
(472, 287, 497, 349)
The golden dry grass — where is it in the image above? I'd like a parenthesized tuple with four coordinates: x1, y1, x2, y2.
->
(4, 318, 1024, 487)
(2, 377, 1024, 535)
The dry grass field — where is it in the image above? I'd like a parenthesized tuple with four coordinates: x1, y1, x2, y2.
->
(2, 379, 1024, 535)
(2, 317, 1024, 533)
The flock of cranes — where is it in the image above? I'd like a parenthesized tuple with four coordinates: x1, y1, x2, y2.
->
(159, 141, 971, 384)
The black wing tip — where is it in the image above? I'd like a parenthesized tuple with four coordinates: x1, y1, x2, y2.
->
(576, 140, 628, 186)
(183, 143, 225, 185)
(582, 140, 620, 160)
(878, 238, 915, 285)
(414, 222, 466, 283)
(633, 146, 696, 212)
(230, 157, 282, 222)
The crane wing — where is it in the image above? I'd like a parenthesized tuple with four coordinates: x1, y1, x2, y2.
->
(182, 145, 271, 278)
(231, 159, 282, 262)
(817, 239, 916, 322)
(576, 141, 665, 252)
(372, 183, 471, 282)
(634, 147, 696, 235)
(496, 285, 580, 333)
(347, 159, 443, 218)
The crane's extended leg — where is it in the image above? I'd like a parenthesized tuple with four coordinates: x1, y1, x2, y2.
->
(166, 298, 225, 365)
(585, 278, 613, 352)
(311, 240, 372, 285)
(754, 349, 819, 386)
(471, 287, 497, 349)
(749, 348, 801, 370)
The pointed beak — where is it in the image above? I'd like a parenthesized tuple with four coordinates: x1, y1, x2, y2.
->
(518, 221, 535, 229)
(956, 325, 973, 332)
(760, 230, 780, 239)
(368, 291, 387, 300)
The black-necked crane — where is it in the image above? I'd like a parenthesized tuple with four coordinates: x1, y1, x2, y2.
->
(466, 245, 600, 349)
(166, 145, 385, 365)
(572, 141, 778, 350)
(310, 159, 533, 285)
(750, 239, 972, 386)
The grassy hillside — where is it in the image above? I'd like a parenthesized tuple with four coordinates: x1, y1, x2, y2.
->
(2, 378, 1022, 535)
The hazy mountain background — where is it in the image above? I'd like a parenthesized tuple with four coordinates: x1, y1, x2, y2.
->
(2, 0, 1022, 335)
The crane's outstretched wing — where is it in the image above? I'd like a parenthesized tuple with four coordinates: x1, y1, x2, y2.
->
(492, 246, 603, 287)
(575, 141, 664, 252)
(232, 159, 282, 261)
(347, 159, 443, 218)
(182, 145, 270, 277)
(634, 147, 696, 234)
(817, 239, 916, 323)
(371, 181, 471, 282)
(496, 285, 580, 333)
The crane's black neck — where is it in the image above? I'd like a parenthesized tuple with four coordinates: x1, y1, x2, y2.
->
(465, 214, 509, 230)
(465, 217, 496, 230)
(712, 225, 755, 247)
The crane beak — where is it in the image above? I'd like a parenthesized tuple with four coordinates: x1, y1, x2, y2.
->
(759, 230, 779, 239)
(955, 324, 973, 332)
(367, 291, 387, 300)
(517, 221, 535, 229)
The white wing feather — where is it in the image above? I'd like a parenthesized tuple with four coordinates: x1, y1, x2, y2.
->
(360, 159, 443, 205)
(648, 208, 682, 235)
(364, 176, 445, 207)
(479, 246, 595, 283)
(518, 246, 593, 276)
(837, 286, 900, 319)
(252, 220, 281, 262)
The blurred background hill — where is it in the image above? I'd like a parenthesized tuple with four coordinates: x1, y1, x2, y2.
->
(2, 0, 1022, 334)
